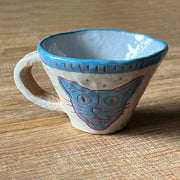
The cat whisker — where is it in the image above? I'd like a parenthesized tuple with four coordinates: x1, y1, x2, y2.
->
(72, 102, 86, 109)
(64, 98, 86, 109)
(104, 104, 128, 113)
(107, 110, 123, 114)
(114, 114, 121, 118)
(64, 98, 71, 102)
(105, 115, 115, 118)
(66, 104, 73, 107)
(106, 105, 129, 115)
(71, 112, 91, 117)
(75, 108, 86, 112)
(109, 106, 129, 114)
(77, 113, 91, 117)
(106, 114, 121, 118)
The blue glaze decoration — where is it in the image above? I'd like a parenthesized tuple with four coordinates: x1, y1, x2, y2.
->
(58, 75, 144, 130)
(37, 29, 168, 74)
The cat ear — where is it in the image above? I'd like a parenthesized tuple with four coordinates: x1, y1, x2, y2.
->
(115, 75, 144, 101)
(58, 76, 85, 99)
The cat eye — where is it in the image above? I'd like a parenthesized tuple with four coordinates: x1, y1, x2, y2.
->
(104, 96, 120, 106)
(77, 94, 92, 105)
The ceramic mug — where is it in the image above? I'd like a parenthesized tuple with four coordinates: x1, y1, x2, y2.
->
(14, 29, 168, 134)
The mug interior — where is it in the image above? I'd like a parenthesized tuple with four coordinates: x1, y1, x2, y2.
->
(40, 29, 166, 60)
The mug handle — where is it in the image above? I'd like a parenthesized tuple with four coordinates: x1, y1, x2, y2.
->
(14, 51, 64, 112)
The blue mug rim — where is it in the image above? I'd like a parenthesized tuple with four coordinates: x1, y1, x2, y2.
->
(37, 29, 168, 74)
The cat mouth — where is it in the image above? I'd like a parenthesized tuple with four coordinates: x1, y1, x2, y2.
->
(79, 114, 119, 125)
(87, 116, 119, 126)
(74, 109, 125, 129)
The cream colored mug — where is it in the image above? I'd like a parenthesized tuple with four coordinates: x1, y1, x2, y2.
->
(14, 29, 168, 134)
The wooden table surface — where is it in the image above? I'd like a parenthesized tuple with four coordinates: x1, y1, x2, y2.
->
(0, 0, 180, 179)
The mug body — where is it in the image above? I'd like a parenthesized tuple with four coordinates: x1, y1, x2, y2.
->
(37, 29, 168, 134)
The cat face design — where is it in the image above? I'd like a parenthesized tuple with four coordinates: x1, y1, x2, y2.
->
(58, 75, 144, 130)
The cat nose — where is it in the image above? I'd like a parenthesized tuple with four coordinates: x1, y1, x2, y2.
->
(92, 107, 102, 115)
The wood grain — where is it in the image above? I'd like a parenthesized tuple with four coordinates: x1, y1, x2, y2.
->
(0, 0, 180, 179)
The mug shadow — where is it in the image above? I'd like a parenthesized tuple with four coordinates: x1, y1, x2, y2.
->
(115, 108, 180, 137)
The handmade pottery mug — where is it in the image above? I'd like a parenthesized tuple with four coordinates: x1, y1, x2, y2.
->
(14, 29, 168, 134)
